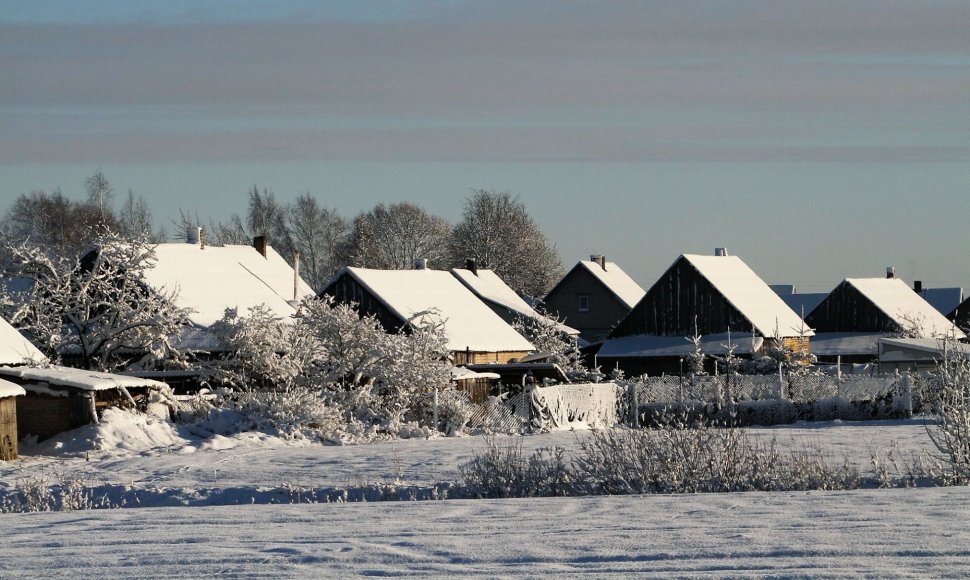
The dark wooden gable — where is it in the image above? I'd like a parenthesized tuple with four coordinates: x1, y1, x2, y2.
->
(805, 281, 899, 333)
(319, 271, 407, 334)
(610, 256, 752, 338)
(949, 297, 970, 332)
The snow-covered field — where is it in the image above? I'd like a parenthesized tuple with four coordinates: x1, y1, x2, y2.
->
(2, 414, 969, 577)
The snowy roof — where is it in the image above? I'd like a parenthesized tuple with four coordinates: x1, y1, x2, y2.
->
(682, 254, 813, 338)
(335, 267, 535, 353)
(878, 337, 970, 359)
(450, 366, 501, 381)
(809, 332, 884, 357)
(598, 333, 765, 358)
(144, 242, 313, 329)
(0, 365, 168, 392)
(451, 268, 579, 336)
(845, 278, 965, 339)
(0, 316, 46, 366)
(576, 260, 645, 310)
(920, 287, 964, 318)
(0, 378, 25, 398)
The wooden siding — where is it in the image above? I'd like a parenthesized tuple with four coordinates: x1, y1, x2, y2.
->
(454, 379, 490, 404)
(0, 397, 18, 461)
(806, 281, 899, 333)
(611, 256, 753, 338)
(320, 271, 407, 334)
(543, 265, 631, 342)
(453, 350, 529, 366)
(17, 394, 89, 442)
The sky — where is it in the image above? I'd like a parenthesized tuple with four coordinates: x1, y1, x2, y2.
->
(2, 0, 969, 293)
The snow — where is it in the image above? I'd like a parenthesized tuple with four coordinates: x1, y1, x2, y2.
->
(144, 242, 313, 329)
(0, 378, 25, 398)
(1, 417, 968, 576)
(0, 316, 46, 366)
(576, 259, 645, 309)
(337, 267, 535, 353)
(0, 365, 168, 392)
(450, 366, 501, 381)
(846, 278, 966, 339)
(599, 332, 764, 358)
(451, 267, 579, 336)
(683, 254, 812, 338)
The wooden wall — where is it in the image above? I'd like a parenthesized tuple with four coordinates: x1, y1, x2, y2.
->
(806, 281, 898, 333)
(0, 397, 18, 461)
(453, 350, 529, 366)
(543, 265, 632, 343)
(17, 394, 88, 442)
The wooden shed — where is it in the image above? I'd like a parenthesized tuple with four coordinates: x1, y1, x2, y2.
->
(0, 379, 26, 460)
(0, 366, 171, 442)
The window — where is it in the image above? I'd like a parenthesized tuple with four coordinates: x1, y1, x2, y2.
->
(578, 294, 590, 312)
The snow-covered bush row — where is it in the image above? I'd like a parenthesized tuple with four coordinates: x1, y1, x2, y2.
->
(459, 417, 944, 499)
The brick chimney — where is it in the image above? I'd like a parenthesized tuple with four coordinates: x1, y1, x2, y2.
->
(590, 255, 607, 270)
(465, 258, 478, 275)
(414, 258, 428, 270)
(886, 266, 895, 279)
(914, 280, 923, 293)
(253, 236, 268, 258)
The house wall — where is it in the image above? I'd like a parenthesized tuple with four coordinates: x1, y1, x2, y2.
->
(544, 267, 631, 343)
(320, 272, 406, 333)
(611, 257, 753, 338)
(806, 282, 898, 333)
(0, 397, 18, 460)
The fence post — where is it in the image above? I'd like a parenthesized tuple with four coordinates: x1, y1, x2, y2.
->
(433, 388, 439, 432)
(901, 372, 913, 418)
(628, 382, 639, 428)
(778, 362, 786, 400)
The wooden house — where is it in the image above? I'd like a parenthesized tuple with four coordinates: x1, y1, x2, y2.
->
(451, 261, 579, 338)
(106, 229, 314, 391)
(598, 250, 812, 376)
(948, 295, 970, 332)
(806, 273, 964, 364)
(542, 255, 645, 343)
(320, 263, 535, 365)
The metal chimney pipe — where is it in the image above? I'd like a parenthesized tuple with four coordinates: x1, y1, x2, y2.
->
(293, 250, 301, 301)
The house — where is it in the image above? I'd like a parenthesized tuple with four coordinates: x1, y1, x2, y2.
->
(451, 260, 579, 338)
(598, 250, 812, 376)
(912, 280, 964, 318)
(143, 230, 314, 352)
(320, 262, 535, 365)
(950, 296, 970, 332)
(805, 270, 965, 364)
(542, 255, 645, 343)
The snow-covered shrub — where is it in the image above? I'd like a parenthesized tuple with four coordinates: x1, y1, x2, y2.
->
(459, 438, 572, 498)
(0, 472, 107, 513)
(926, 338, 970, 484)
(211, 304, 315, 391)
(190, 387, 344, 442)
(297, 296, 389, 387)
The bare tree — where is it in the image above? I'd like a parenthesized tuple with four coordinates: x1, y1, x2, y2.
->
(450, 189, 563, 297)
(344, 202, 452, 270)
(287, 194, 349, 291)
(118, 189, 158, 241)
(85, 170, 114, 222)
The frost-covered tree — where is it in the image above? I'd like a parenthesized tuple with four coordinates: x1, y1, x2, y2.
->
(685, 318, 707, 376)
(342, 202, 452, 270)
(297, 296, 391, 387)
(0, 233, 191, 372)
(927, 337, 970, 483)
(449, 189, 563, 298)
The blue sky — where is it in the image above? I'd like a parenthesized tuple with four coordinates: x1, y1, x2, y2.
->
(2, 1, 969, 293)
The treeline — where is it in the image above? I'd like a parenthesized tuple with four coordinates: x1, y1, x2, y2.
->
(0, 173, 563, 297)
